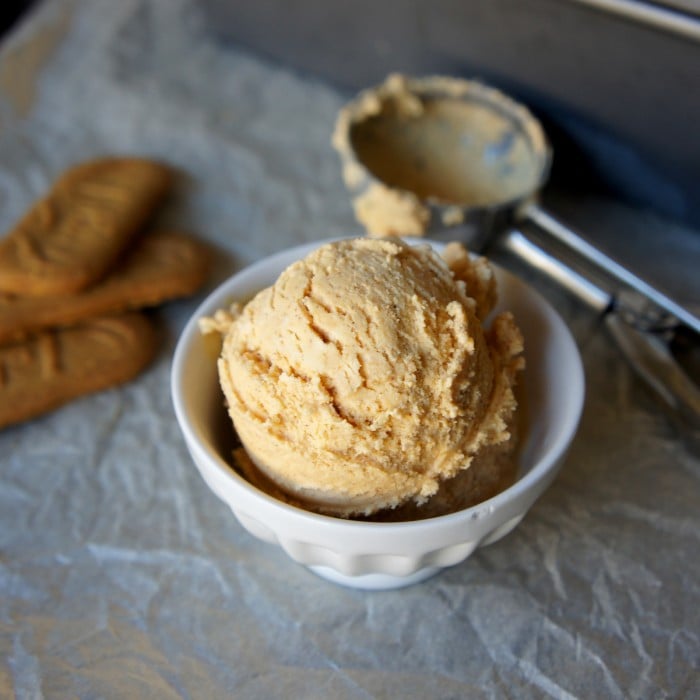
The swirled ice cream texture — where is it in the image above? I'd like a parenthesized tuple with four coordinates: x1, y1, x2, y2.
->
(202, 238, 523, 517)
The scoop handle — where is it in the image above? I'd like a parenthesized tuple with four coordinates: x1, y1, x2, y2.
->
(494, 213, 700, 438)
(519, 201, 700, 335)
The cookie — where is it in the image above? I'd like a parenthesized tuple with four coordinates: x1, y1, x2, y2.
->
(0, 157, 174, 296)
(0, 230, 210, 345)
(0, 312, 158, 429)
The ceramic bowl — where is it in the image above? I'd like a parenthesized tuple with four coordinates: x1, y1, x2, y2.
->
(171, 238, 585, 589)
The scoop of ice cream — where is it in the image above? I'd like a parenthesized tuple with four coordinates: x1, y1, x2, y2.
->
(206, 238, 523, 517)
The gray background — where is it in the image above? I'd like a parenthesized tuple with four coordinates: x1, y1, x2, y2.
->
(201, 0, 700, 231)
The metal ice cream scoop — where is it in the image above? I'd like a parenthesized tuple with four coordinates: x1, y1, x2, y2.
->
(333, 73, 700, 435)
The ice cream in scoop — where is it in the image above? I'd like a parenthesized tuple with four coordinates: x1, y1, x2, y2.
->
(201, 237, 523, 517)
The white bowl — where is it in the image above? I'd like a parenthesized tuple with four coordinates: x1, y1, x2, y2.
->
(171, 238, 585, 590)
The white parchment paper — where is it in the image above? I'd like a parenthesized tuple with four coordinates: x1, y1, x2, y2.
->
(0, 1, 698, 698)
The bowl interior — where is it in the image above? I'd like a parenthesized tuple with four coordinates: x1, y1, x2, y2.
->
(172, 238, 584, 524)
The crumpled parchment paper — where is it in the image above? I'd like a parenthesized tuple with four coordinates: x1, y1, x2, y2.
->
(0, 1, 698, 698)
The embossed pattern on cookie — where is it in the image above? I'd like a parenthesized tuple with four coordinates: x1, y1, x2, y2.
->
(0, 312, 158, 429)
(0, 230, 210, 344)
(0, 158, 174, 296)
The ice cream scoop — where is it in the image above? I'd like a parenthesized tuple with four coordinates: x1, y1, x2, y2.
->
(203, 237, 523, 517)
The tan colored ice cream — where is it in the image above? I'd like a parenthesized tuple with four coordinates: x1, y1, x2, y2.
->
(202, 237, 523, 517)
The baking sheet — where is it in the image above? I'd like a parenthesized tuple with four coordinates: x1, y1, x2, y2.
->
(0, 1, 698, 697)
